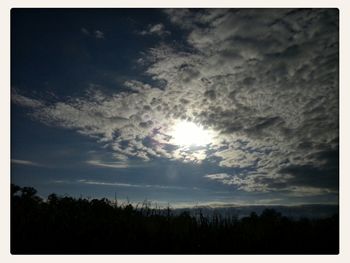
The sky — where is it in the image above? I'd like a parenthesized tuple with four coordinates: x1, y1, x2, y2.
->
(11, 8, 339, 207)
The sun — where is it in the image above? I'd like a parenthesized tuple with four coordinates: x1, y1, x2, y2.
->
(169, 121, 214, 146)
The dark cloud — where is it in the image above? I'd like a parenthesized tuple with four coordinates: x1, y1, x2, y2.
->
(81, 27, 105, 39)
(204, 90, 216, 100)
(139, 120, 153, 128)
(279, 163, 338, 189)
(279, 148, 339, 189)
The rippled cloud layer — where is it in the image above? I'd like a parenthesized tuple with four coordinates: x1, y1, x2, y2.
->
(12, 9, 338, 197)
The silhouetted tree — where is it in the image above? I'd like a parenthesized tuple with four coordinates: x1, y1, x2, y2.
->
(10, 184, 339, 254)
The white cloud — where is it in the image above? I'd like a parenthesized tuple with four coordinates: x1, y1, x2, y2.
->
(12, 92, 44, 108)
(11, 159, 42, 167)
(77, 179, 186, 191)
(86, 159, 143, 169)
(205, 173, 231, 180)
(205, 171, 271, 192)
(139, 23, 170, 37)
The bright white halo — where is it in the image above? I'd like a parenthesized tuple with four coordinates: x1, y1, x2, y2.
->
(169, 121, 213, 146)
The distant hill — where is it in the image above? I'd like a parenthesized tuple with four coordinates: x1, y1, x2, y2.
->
(173, 204, 339, 219)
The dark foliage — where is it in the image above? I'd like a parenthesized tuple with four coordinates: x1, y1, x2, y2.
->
(11, 184, 339, 254)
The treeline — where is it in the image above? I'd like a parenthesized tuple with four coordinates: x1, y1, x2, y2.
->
(11, 184, 339, 254)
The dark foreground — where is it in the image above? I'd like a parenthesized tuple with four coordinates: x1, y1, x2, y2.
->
(11, 184, 339, 254)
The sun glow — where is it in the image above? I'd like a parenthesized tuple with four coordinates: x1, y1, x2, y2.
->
(170, 121, 214, 146)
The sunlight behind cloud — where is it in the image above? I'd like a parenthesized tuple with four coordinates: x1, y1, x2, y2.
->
(169, 121, 214, 147)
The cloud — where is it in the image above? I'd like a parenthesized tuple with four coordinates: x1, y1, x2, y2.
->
(285, 186, 337, 197)
(81, 27, 105, 39)
(81, 27, 90, 35)
(205, 171, 271, 192)
(11, 159, 42, 167)
(139, 23, 170, 37)
(205, 173, 231, 180)
(278, 152, 339, 190)
(77, 179, 186, 191)
(94, 30, 105, 39)
(13, 82, 210, 163)
(205, 171, 338, 197)
(13, 9, 338, 196)
(12, 91, 44, 108)
(86, 159, 143, 169)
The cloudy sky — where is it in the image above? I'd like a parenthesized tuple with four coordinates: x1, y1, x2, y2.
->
(11, 9, 339, 207)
